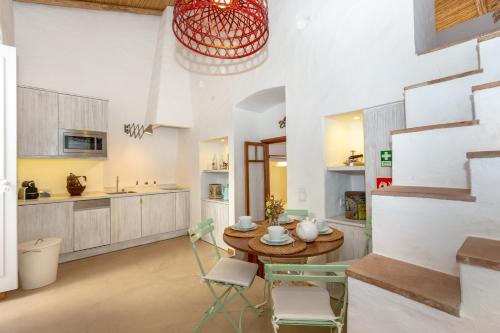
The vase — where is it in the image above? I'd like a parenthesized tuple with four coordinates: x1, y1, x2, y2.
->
(270, 215, 279, 226)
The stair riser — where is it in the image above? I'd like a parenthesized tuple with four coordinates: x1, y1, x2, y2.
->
(347, 278, 463, 333)
(404, 38, 500, 129)
(405, 75, 479, 128)
(473, 86, 500, 124)
(372, 195, 500, 275)
(470, 157, 500, 202)
(460, 264, 500, 331)
(479, 36, 500, 76)
(392, 126, 500, 188)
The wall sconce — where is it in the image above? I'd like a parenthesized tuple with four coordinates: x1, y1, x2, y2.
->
(124, 123, 154, 139)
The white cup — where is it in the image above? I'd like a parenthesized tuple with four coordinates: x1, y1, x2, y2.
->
(315, 219, 327, 232)
(268, 226, 287, 241)
(239, 216, 252, 228)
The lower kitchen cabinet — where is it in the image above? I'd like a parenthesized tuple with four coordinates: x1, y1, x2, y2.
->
(111, 196, 142, 244)
(141, 193, 176, 236)
(175, 191, 190, 230)
(18, 202, 74, 253)
(18, 191, 191, 261)
(201, 199, 229, 250)
(73, 200, 111, 251)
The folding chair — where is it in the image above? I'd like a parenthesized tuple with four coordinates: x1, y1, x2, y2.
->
(189, 218, 261, 333)
(265, 264, 348, 333)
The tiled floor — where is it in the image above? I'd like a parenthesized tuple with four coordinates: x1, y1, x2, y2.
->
(0, 237, 331, 332)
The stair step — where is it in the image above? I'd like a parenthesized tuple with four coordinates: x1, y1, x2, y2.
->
(372, 186, 476, 202)
(472, 80, 500, 92)
(457, 237, 500, 271)
(404, 69, 483, 91)
(346, 254, 461, 317)
(391, 120, 479, 135)
(467, 150, 500, 159)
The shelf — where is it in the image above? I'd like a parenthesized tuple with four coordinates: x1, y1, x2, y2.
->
(325, 215, 366, 228)
(202, 169, 229, 174)
(202, 198, 229, 205)
(327, 165, 365, 175)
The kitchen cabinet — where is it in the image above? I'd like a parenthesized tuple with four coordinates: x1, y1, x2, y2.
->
(18, 202, 74, 253)
(58, 94, 108, 132)
(73, 199, 111, 251)
(111, 196, 141, 244)
(141, 193, 176, 237)
(175, 191, 190, 230)
(17, 87, 59, 157)
(201, 200, 229, 249)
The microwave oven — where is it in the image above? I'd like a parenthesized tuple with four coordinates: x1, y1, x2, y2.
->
(59, 129, 107, 158)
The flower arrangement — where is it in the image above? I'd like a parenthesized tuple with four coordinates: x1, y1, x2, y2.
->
(265, 195, 285, 226)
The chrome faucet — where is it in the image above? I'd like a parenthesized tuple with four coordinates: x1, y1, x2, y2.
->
(116, 176, 119, 193)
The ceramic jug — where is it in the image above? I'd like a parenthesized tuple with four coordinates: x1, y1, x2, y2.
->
(296, 218, 319, 242)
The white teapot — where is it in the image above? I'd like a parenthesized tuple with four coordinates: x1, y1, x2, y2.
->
(296, 218, 319, 242)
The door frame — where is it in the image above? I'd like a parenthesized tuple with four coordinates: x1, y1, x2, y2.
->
(260, 136, 286, 201)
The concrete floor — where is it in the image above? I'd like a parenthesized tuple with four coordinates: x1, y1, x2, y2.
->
(0, 236, 332, 333)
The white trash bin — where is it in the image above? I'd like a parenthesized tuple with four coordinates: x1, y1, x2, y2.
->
(18, 238, 62, 290)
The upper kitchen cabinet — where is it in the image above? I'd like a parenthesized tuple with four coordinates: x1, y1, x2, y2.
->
(58, 94, 108, 132)
(17, 86, 109, 158)
(18, 87, 59, 157)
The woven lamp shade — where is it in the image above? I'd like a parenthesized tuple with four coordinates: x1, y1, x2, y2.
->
(173, 0, 269, 59)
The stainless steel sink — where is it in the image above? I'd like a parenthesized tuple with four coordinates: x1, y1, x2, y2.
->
(106, 191, 136, 195)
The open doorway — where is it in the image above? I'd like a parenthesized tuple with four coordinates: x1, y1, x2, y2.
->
(262, 136, 287, 208)
(234, 86, 286, 223)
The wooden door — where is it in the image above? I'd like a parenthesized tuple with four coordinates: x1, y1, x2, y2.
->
(363, 102, 405, 215)
(175, 191, 190, 230)
(244, 142, 267, 221)
(18, 202, 74, 253)
(58, 94, 108, 132)
(0, 44, 17, 293)
(110, 196, 141, 243)
(141, 193, 176, 237)
(74, 207, 111, 251)
(18, 86, 59, 156)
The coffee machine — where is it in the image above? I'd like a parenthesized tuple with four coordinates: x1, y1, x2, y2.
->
(18, 181, 39, 200)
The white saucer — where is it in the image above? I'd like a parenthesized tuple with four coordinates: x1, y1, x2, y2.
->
(260, 234, 294, 246)
(278, 217, 292, 224)
(318, 227, 333, 235)
(231, 223, 257, 232)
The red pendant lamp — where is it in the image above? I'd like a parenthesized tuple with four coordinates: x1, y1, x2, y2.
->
(173, 0, 269, 59)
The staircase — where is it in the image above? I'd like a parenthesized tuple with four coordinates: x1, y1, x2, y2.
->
(346, 31, 500, 332)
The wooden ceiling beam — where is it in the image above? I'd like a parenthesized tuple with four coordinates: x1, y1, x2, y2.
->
(475, 0, 488, 14)
(15, 0, 165, 16)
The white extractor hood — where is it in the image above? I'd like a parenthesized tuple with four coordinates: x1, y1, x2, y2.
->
(146, 8, 193, 129)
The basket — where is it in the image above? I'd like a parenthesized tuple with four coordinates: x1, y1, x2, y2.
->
(66, 173, 86, 196)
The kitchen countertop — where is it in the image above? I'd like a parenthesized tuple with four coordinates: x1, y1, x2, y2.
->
(18, 187, 190, 206)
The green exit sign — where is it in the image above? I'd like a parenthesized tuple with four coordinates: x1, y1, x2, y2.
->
(381, 150, 392, 167)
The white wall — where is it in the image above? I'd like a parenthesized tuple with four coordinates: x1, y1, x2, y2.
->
(181, 0, 479, 222)
(14, 3, 179, 188)
(0, 0, 14, 46)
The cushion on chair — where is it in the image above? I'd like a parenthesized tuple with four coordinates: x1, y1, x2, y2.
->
(272, 286, 337, 322)
(204, 258, 258, 288)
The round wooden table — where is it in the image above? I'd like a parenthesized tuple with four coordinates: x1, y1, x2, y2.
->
(223, 222, 344, 259)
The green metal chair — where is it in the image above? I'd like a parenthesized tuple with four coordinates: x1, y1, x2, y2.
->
(265, 264, 349, 333)
(189, 218, 261, 333)
(285, 209, 309, 221)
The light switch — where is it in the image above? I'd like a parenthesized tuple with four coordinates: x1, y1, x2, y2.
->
(298, 187, 307, 202)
